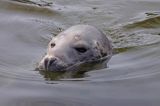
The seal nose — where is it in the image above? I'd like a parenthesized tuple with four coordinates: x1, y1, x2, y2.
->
(44, 57, 57, 71)
(49, 58, 57, 66)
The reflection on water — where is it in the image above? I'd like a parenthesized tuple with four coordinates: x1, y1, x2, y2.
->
(124, 13, 160, 29)
(11, 0, 53, 6)
(0, 0, 160, 106)
(39, 70, 87, 80)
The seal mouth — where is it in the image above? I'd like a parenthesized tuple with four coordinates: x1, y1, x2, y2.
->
(38, 54, 112, 72)
(63, 55, 112, 72)
(45, 61, 67, 72)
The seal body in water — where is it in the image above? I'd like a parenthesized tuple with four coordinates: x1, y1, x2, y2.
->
(38, 25, 112, 72)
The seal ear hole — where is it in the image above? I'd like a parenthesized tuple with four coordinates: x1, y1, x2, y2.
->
(50, 43, 55, 48)
(74, 47, 87, 53)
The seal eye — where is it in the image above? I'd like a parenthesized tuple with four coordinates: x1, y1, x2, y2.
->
(50, 43, 55, 48)
(75, 47, 87, 53)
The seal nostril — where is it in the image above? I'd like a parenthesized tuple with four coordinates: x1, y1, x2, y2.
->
(44, 57, 57, 71)
(48, 58, 57, 67)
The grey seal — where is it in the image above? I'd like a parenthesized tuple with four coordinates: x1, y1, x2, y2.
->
(38, 25, 112, 72)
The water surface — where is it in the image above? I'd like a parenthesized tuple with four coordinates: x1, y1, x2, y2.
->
(0, 0, 160, 106)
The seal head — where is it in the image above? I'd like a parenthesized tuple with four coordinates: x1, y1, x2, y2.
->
(38, 25, 112, 72)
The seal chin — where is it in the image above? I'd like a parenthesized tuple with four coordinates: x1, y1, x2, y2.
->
(47, 65, 67, 71)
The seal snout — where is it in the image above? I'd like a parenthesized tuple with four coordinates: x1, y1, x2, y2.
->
(44, 57, 57, 71)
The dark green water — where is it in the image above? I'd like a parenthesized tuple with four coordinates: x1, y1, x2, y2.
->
(0, 0, 160, 106)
